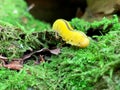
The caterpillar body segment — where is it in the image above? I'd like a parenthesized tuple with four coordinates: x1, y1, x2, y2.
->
(52, 19, 73, 32)
(52, 19, 90, 48)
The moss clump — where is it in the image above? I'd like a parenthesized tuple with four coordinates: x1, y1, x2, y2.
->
(0, 0, 51, 59)
(70, 15, 119, 36)
(0, 21, 59, 60)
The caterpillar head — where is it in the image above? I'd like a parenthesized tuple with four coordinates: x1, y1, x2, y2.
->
(78, 37, 90, 48)
(68, 31, 90, 48)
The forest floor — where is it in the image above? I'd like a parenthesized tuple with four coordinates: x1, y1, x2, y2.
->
(0, 0, 120, 90)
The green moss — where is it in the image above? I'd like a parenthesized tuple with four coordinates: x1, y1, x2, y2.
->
(70, 18, 90, 33)
(0, 0, 51, 59)
(0, 0, 50, 33)
(0, 0, 120, 89)
(70, 15, 119, 35)
(0, 23, 56, 59)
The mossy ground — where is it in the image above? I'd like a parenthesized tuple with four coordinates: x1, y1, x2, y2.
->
(0, 0, 120, 90)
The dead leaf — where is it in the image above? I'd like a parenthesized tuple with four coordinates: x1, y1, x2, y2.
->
(39, 55, 45, 63)
(0, 48, 61, 70)
(0, 55, 23, 70)
(0, 63, 2, 67)
(0, 55, 8, 66)
(34, 55, 45, 64)
(0, 55, 7, 60)
(35, 48, 60, 55)
(22, 52, 34, 61)
(3, 60, 23, 70)
(22, 48, 60, 61)
(49, 48, 60, 55)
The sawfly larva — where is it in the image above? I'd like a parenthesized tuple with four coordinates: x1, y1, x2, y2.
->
(52, 19, 90, 48)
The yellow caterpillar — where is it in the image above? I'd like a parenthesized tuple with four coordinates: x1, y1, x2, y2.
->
(52, 19, 90, 48)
